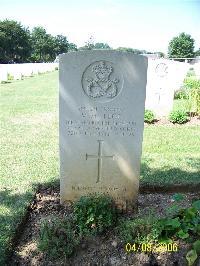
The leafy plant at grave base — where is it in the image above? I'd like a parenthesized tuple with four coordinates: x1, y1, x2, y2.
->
(144, 110, 155, 123)
(118, 194, 200, 265)
(7, 73, 14, 80)
(169, 109, 189, 124)
(158, 196, 200, 265)
(186, 240, 200, 266)
(117, 212, 160, 244)
(38, 217, 80, 259)
(73, 194, 118, 236)
(183, 78, 200, 115)
(174, 90, 188, 100)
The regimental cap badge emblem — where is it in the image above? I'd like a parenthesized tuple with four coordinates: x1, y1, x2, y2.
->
(82, 61, 123, 103)
(155, 63, 168, 77)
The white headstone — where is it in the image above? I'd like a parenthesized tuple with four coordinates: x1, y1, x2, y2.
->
(0, 64, 8, 82)
(59, 51, 147, 210)
(146, 59, 190, 117)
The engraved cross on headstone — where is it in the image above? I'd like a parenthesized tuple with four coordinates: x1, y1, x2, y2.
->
(155, 87, 163, 104)
(86, 140, 114, 183)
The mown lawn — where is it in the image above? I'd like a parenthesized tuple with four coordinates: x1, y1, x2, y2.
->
(0, 71, 200, 264)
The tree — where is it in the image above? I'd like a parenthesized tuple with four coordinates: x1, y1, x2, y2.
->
(116, 47, 147, 54)
(93, 42, 111, 49)
(79, 40, 111, 51)
(157, 52, 165, 58)
(54, 35, 69, 55)
(168, 32, 195, 61)
(68, 42, 78, 52)
(0, 19, 31, 63)
(79, 36, 95, 50)
(31, 26, 53, 62)
(195, 48, 200, 57)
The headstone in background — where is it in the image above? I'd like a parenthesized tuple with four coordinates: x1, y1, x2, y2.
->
(145, 59, 189, 117)
(0, 65, 8, 82)
(59, 50, 147, 210)
(6, 65, 22, 80)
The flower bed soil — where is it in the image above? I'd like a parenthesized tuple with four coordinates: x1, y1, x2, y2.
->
(8, 185, 200, 266)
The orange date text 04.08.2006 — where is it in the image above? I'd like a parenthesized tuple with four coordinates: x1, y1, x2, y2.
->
(125, 243, 178, 253)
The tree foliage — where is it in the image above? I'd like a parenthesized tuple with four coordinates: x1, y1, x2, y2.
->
(93, 42, 111, 49)
(116, 47, 146, 54)
(0, 19, 32, 63)
(79, 42, 111, 51)
(1, 20, 197, 63)
(195, 48, 200, 57)
(79, 36, 95, 50)
(0, 20, 77, 63)
(68, 43, 78, 52)
(168, 32, 195, 61)
(31, 27, 69, 62)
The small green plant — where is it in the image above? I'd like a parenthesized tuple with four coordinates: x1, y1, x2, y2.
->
(117, 214, 160, 244)
(144, 110, 155, 123)
(158, 195, 200, 241)
(74, 194, 118, 235)
(118, 194, 200, 265)
(184, 77, 200, 115)
(159, 196, 200, 265)
(174, 90, 188, 100)
(169, 110, 189, 124)
(7, 73, 14, 80)
(186, 240, 200, 266)
(38, 217, 80, 259)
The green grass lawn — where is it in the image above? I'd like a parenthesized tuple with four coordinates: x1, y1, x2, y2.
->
(0, 72, 200, 264)
(173, 98, 188, 111)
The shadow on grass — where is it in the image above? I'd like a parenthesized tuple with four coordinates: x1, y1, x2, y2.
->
(0, 189, 33, 265)
(0, 179, 59, 265)
(140, 161, 200, 193)
(1, 81, 11, 84)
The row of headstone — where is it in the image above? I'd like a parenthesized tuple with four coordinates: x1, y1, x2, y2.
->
(1, 58, 197, 118)
(0, 63, 58, 83)
(193, 62, 200, 79)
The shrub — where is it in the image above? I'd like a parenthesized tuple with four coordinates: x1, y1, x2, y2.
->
(184, 78, 200, 115)
(144, 110, 155, 123)
(169, 110, 189, 124)
(38, 217, 80, 259)
(118, 194, 200, 264)
(74, 194, 118, 235)
(7, 73, 14, 80)
(174, 90, 187, 100)
(117, 215, 160, 244)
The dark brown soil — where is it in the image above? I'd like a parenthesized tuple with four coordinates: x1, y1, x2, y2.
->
(9, 186, 200, 266)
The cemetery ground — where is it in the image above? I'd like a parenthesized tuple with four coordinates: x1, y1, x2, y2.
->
(0, 71, 200, 265)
